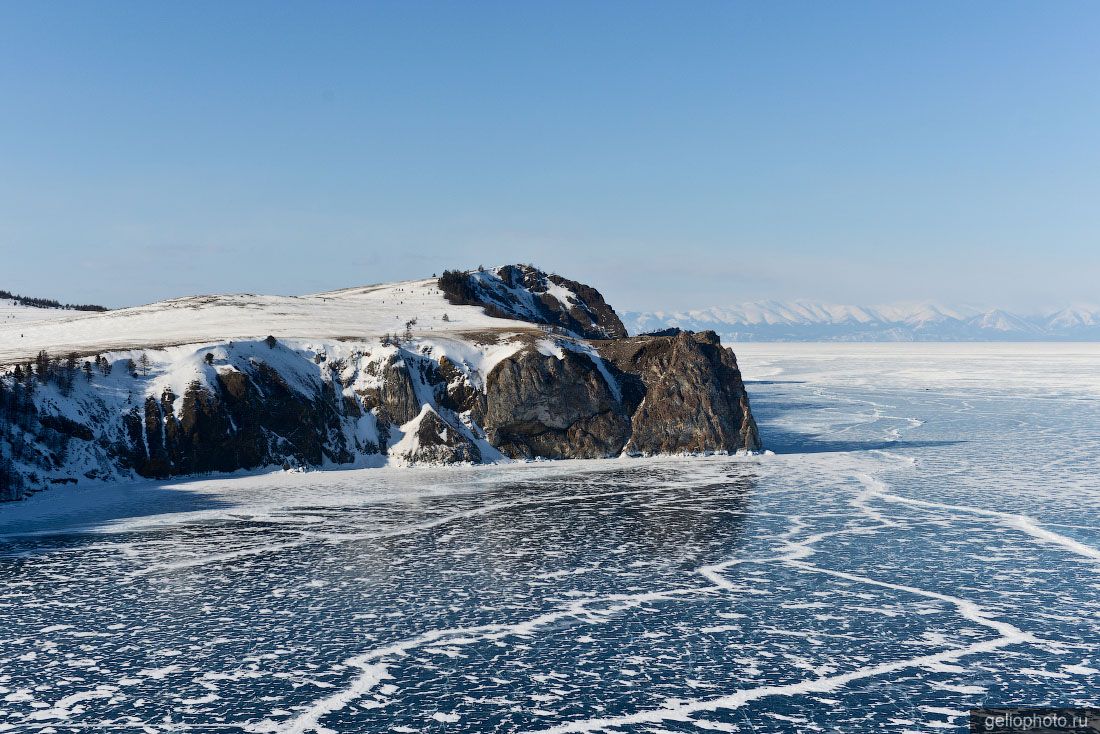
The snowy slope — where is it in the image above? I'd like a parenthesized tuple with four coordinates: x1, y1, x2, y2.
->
(0, 299, 88, 326)
(0, 270, 558, 492)
(0, 278, 540, 366)
(623, 301, 1100, 342)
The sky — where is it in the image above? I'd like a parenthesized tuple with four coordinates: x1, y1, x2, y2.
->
(1, 1, 1098, 313)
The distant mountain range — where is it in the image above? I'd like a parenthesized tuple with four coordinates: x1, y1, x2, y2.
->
(622, 301, 1100, 341)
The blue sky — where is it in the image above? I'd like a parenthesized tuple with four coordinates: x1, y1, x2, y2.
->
(1, 1, 1098, 312)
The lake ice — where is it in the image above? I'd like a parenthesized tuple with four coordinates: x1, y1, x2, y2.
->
(2, 343, 1098, 733)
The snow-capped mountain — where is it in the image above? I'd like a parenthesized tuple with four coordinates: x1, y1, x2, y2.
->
(622, 301, 1100, 341)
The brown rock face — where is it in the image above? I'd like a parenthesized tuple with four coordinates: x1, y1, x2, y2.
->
(502, 265, 628, 339)
(479, 331, 760, 459)
(483, 347, 631, 459)
(596, 331, 761, 455)
(378, 357, 422, 426)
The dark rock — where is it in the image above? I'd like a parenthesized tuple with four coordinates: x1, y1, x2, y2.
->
(598, 331, 761, 454)
(435, 356, 484, 416)
(399, 408, 481, 464)
(378, 357, 421, 426)
(438, 265, 628, 339)
(38, 414, 94, 441)
(484, 346, 631, 459)
(120, 407, 147, 470)
(127, 358, 356, 478)
(143, 396, 170, 478)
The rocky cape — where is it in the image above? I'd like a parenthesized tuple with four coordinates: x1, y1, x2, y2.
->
(0, 265, 759, 501)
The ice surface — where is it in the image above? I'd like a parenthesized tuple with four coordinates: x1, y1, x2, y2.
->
(2, 344, 1099, 732)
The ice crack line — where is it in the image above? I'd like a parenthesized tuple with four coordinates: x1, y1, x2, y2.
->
(260, 586, 715, 734)
(525, 632, 1027, 734)
(576, 473, 1039, 734)
(876, 493, 1100, 563)
(526, 521, 1037, 733)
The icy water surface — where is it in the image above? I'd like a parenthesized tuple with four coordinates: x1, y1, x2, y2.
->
(2, 344, 1099, 732)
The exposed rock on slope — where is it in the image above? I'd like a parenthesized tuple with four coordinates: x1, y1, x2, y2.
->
(128, 354, 355, 478)
(438, 265, 627, 339)
(0, 265, 759, 499)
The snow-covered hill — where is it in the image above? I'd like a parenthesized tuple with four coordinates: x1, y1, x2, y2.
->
(623, 301, 1100, 342)
(0, 299, 99, 327)
(0, 290, 107, 328)
(0, 266, 759, 500)
(0, 278, 523, 366)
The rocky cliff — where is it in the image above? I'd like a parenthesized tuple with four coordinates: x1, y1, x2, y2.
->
(0, 266, 759, 500)
(438, 264, 628, 339)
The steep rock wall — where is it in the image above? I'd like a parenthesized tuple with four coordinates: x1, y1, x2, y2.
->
(483, 347, 631, 459)
(0, 329, 761, 498)
(597, 331, 761, 455)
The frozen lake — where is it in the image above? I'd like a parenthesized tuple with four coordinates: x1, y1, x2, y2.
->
(2, 343, 1099, 732)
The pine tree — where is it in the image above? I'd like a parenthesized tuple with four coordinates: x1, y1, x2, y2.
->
(35, 350, 50, 383)
(138, 353, 151, 376)
(60, 353, 77, 396)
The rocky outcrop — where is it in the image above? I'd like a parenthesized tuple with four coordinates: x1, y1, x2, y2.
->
(123, 357, 355, 478)
(484, 347, 631, 459)
(438, 264, 628, 339)
(598, 331, 760, 454)
(396, 407, 482, 464)
(357, 356, 422, 427)
(0, 266, 760, 496)
(480, 332, 760, 460)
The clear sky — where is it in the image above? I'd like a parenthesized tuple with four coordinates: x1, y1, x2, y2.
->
(2, 1, 1098, 312)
